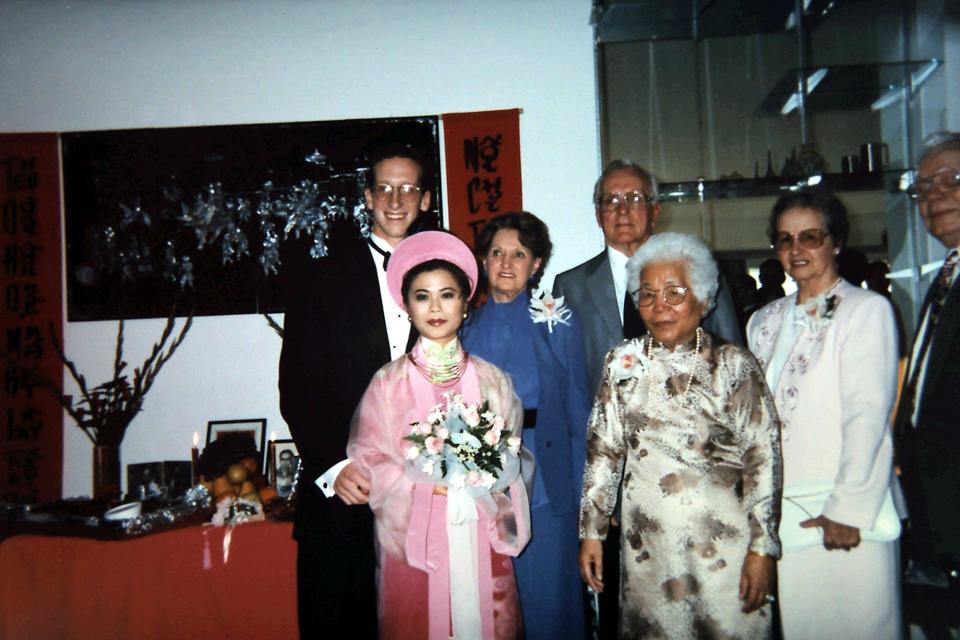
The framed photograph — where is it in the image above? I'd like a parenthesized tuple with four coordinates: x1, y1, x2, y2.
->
(162, 461, 193, 499)
(127, 462, 164, 500)
(127, 460, 195, 501)
(207, 418, 267, 473)
(269, 440, 300, 498)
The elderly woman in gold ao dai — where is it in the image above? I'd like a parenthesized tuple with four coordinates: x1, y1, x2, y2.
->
(579, 232, 783, 639)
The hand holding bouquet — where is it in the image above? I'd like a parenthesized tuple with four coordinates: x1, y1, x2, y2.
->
(403, 392, 522, 497)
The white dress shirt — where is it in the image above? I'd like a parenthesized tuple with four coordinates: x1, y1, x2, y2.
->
(368, 234, 412, 361)
(607, 245, 630, 323)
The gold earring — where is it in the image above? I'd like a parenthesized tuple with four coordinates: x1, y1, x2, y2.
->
(462, 312, 468, 319)
(407, 315, 412, 322)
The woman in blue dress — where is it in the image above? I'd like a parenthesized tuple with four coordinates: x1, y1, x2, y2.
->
(461, 211, 591, 640)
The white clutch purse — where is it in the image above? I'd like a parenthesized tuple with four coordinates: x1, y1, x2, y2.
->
(779, 480, 901, 552)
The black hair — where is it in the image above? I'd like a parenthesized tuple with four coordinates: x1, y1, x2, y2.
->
(768, 190, 850, 249)
(475, 211, 552, 287)
(401, 259, 472, 306)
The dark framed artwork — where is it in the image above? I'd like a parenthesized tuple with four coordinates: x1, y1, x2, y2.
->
(61, 116, 442, 321)
(206, 418, 267, 473)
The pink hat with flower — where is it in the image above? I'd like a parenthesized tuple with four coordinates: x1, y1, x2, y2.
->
(386, 231, 478, 310)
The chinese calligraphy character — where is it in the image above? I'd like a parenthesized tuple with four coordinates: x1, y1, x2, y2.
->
(466, 176, 503, 215)
(463, 134, 502, 174)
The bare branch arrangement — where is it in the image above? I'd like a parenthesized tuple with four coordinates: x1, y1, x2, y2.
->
(262, 313, 283, 339)
(45, 307, 193, 446)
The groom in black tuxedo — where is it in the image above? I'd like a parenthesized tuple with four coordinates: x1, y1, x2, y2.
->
(279, 146, 432, 639)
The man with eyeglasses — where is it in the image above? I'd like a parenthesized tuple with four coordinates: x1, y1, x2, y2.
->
(553, 159, 741, 639)
(554, 159, 741, 397)
(896, 131, 960, 608)
(279, 145, 432, 639)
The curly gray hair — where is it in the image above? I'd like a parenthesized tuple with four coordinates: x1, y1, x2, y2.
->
(627, 232, 719, 313)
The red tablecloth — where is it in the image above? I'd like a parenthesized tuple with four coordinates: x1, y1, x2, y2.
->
(0, 520, 297, 640)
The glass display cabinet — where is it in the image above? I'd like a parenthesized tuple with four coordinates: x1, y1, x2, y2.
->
(592, 0, 950, 332)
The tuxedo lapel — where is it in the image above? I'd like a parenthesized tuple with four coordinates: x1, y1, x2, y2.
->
(340, 240, 392, 366)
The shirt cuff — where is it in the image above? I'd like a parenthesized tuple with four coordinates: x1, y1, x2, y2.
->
(315, 458, 351, 498)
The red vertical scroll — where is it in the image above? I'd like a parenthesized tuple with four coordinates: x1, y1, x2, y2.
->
(0, 134, 63, 502)
(442, 109, 523, 251)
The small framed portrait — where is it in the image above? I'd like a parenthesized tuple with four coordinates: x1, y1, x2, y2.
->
(161, 461, 193, 498)
(207, 418, 267, 472)
(127, 462, 165, 500)
(269, 439, 300, 498)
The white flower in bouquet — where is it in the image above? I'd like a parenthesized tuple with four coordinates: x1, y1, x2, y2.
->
(462, 405, 481, 427)
(483, 425, 502, 446)
(414, 421, 433, 435)
(403, 395, 519, 493)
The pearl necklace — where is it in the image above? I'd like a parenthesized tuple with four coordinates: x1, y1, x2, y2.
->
(644, 327, 703, 403)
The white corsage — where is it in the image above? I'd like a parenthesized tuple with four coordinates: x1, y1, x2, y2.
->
(528, 288, 572, 333)
(796, 290, 839, 333)
(609, 341, 648, 383)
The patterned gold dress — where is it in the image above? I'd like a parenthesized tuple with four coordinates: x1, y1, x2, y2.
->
(580, 331, 782, 639)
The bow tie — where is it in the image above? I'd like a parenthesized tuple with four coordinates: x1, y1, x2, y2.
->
(367, 238, 390, 271)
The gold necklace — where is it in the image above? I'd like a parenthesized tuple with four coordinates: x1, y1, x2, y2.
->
(407, 351, 469, 387)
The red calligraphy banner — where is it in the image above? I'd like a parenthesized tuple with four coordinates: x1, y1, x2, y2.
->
(442, 109, 522, 251)
(0, 133, 63, 502)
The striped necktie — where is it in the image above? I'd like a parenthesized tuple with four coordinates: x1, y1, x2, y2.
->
(903, 249, 959, 423)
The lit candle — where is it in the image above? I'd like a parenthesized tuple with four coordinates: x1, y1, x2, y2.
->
(267, 432, 278, 484)
(191, 431, 200, 484)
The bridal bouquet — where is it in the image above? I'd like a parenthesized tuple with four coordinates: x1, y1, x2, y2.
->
(403, 393, 521, 494)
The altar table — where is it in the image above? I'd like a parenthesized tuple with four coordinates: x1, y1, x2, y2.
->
(0, 520, 297, 639)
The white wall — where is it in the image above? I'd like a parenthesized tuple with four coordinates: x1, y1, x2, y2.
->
(0, 0, 601, 497)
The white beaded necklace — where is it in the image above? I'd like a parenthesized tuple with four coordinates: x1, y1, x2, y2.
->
(643, 327, 704, 409)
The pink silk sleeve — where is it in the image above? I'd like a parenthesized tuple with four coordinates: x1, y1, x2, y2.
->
(347, 364, 417, 562)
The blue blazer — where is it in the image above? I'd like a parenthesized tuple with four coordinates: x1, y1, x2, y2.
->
(462, 298, 591, 514)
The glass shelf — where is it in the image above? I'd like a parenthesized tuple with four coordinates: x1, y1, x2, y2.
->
(658, 169, 909, 203)
(758, 60, 941, 115)
(592, 0, 839, 44)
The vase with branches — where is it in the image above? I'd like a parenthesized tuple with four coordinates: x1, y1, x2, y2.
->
(44, 307, 193, 500)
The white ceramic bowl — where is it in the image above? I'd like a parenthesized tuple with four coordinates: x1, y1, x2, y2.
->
(103, 501, 142, 521)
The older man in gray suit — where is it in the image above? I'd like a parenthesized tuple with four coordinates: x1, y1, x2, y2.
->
(556, 159, 742, 640)
(554, 159, 741, 395)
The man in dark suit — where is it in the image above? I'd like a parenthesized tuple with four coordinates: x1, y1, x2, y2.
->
(278, 146, 432, 639)
(553, 159, 742, 395)
(897, 132, 960, 592)
(554, 159, 741, 639)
